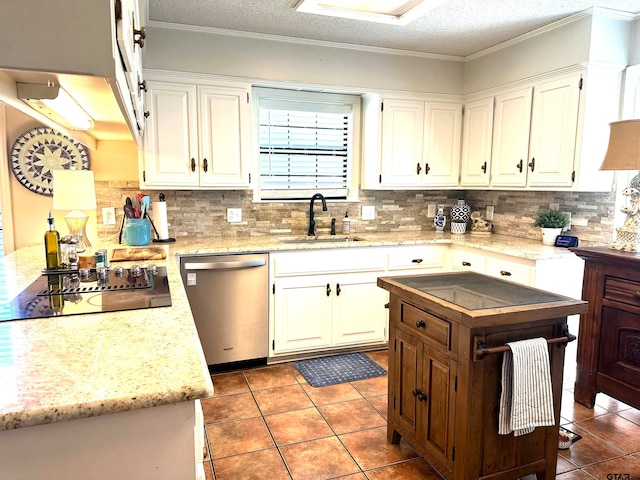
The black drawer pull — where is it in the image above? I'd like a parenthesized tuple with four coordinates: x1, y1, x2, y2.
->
(190, 158, 196, 172)
(415, 320, 426, 328)
(384, 302, 390, 309)
(517, 159, 523, 172)
(416, 163, 422, 175)
(326, 283, 331, 296)
(412, 259, 423, 264)
(462, 261, 471, 267)
(500, 270, 512, 276)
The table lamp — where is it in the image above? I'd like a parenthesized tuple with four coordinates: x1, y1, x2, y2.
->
(53, 169, 97, 253)
(600, 119, 640, 252)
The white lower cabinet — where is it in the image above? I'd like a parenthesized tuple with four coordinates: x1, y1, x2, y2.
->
(269, 244, 583, 359)
(269, 245, 447, 359)
(270, 249, 388, 358)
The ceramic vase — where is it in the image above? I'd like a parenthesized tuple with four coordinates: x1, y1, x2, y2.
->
(541, 227, 562, 246)
(434, 205, 446, 233)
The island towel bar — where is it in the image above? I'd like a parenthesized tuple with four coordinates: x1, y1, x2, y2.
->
(474, 328, 576, 361)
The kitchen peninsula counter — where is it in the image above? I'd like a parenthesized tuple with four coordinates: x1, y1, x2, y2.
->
(0, 240, 213, 479)
(0, 242, 213, 432)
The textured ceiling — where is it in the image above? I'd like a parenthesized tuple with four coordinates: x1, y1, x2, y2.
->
(147, 0, 640, 57)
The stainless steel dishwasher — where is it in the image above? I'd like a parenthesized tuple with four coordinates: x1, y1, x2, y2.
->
(180, 253, 269, 367)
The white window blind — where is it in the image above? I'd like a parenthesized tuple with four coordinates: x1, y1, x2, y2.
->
(257, 90, 356, 200)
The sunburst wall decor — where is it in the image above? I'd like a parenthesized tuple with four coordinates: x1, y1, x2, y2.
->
(10, 126, 90, 196)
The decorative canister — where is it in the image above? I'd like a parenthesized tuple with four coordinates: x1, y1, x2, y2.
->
(451, 222, 467, 234)
(434, 205, 446, 233)
(450, 199, 471, 223)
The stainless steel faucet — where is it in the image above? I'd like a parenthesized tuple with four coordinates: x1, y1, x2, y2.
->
(308, 193, 327, 236)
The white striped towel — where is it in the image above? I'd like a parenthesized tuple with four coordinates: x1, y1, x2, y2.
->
(498, 337, 555, 437)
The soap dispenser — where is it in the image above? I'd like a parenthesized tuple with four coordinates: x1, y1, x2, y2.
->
(342, 212, 351, 234)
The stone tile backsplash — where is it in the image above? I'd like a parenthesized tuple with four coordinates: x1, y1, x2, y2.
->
(96, 181, 615, 246)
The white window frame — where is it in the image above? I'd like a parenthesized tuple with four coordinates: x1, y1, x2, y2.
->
(252, 87, 361, 202)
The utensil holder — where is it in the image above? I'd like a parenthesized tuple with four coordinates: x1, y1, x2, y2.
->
(123, 218, 151, 246)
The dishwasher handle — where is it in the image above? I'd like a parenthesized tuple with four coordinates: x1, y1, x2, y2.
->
(184, 259, 266, 270)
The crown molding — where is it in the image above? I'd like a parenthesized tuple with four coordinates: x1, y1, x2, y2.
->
(466, 7, 638, 61)
(146, 20, 466, 62)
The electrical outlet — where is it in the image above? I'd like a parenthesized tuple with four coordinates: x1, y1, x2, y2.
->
(486, 205, 494, 221)
(362, 205, 375, 220)
(102, 207, 116, 225)
(227, 208, 242, 223)
(427, 204, 436, 218)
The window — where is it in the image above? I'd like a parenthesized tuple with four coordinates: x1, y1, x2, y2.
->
(254, 88, 360, 201)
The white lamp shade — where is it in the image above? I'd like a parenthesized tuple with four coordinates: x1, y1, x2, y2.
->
(53, 169, 97, 211)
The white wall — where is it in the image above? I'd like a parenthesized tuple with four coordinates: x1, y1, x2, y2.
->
(144, 26, 465, 95)
(463, 12, 633, 95)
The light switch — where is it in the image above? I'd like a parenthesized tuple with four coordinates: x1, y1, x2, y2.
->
(427, 204, 436, 218)
(486, 205, 494, 221)
(102, 207, 116, 225)
(362, 205, 375, 220)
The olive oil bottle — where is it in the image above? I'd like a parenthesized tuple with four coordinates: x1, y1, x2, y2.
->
(44, 210, 61, 270)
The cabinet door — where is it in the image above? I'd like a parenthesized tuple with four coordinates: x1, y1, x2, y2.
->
(392, 329, 421, 439)
(422, 102, 462, 187)
(198, 86, 250, 188)
(527, 76, 580, 187)
(272, 276, 332, 354)
(143, 82, 199, 187)
(460, 98, 493, 187)
(332, 273, 387, 346)
(380, 99, 424, 187)
(419, 346, 457, 471)
(490, 88, 532, 187)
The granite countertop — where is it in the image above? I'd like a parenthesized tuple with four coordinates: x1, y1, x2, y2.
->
(168, 231, 580, 261)
(0, 241, 213, 431)
(0, 231, 579, 432)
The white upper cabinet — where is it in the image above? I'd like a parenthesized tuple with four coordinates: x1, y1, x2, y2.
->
(198, 86, 251, 188)
(141, 73, 252, 189)
(460, 98, 494, 187)
(363, 95, 462, 189)
(490, 87, 533, 187)
(423, 103, 462, 187)
(380, 99, 425, 186)
(462, 73, 587, 190)
(143, 81, 199, 187)
(527, 76, 581, 187)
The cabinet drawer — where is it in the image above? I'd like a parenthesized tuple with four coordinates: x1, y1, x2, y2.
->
(485, 260, 533, 286)
(400, 302, 451, 351)
(388, 245, 447, 271)
(451, 250, 485, 273)
(604, 276, 640, 308)
(272, 248, 386, 276)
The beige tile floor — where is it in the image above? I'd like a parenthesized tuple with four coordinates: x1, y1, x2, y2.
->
(201, 347, 640, 479)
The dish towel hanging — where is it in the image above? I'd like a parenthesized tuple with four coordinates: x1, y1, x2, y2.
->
(498, 337, 555, 436)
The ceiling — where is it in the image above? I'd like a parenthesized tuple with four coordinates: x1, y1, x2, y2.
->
(147, 0, 640, 57)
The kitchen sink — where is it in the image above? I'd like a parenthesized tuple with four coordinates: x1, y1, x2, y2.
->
(278, 235, 367, 244)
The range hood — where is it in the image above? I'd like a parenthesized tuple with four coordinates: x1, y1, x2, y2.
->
(0, 0, 144, 149)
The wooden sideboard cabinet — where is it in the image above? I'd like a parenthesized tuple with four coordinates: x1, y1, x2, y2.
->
(571, 246, 640, 409)
(378, 272, 587, 480)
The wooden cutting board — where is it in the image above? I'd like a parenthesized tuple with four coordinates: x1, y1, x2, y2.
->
(110, 247, 167, 262)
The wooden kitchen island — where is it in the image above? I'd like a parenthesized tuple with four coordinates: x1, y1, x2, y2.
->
(378, 272, 587, 480)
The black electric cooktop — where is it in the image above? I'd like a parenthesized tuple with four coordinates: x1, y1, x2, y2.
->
(0, 266, 172, 322)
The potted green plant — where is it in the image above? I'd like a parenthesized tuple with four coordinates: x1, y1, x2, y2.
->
(533, 209, 569, 245)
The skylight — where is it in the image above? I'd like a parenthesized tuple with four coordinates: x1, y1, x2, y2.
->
(294, 0, 447, 25)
